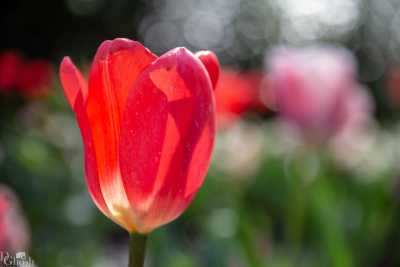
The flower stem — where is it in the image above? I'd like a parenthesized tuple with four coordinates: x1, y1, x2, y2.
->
(128, 233, 148, 267)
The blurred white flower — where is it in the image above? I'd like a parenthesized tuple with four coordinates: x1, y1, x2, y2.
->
(330, 123, 397, 181)
(214, 121, 266, 180)
(43, 112, 81, 151)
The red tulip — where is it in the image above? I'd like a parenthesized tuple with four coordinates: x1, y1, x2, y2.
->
(214, 69, 265, 127)
(0, 51, 23, 92)
(59, 38, 218, 233)
(0, 185, 29, 252)
(267, 46, 372, 141)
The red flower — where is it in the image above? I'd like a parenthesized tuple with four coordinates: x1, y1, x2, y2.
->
(0, 51, 23, 92)
(214, 69, 265, 127)
(386, 67, 400, 108)
(0, 185, 30, 252)
(17, 60, 53, 98)
(59, 38, 218, 233)
(0, 50, 53, 98)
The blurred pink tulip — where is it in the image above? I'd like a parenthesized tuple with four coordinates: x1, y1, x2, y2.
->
(0, 185, 29, 252)
(267, 46, 373, 142)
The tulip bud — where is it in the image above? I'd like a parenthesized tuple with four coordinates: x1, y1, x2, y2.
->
(60, 38, 217, 233)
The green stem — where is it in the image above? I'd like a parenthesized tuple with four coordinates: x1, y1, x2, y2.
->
(237, 217, 264, 267)
(128, 233, 148, 267)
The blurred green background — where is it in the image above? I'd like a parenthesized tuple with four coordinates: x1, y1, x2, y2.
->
(2, 0, 400, 266)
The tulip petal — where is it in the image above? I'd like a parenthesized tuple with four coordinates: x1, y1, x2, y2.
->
(59, 58, 110, 217)
(59, 57, 88, 108)
(195, 50, 220, 89)
(120, 47, 216, 233)
(86, 38, 157, 230)
(74, 94, 112, 218)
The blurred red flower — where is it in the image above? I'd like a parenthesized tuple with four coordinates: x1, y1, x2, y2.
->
(0, 185, 29, 252)
(214, 69, 266, 127)
(267, 46, 373, 142)
(59, 38, 218, 233)
(0, 51, 23, 92)
(386, 67, 400, 108)
(17, 60, 53, 98)
(0, 50, 53, 98)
